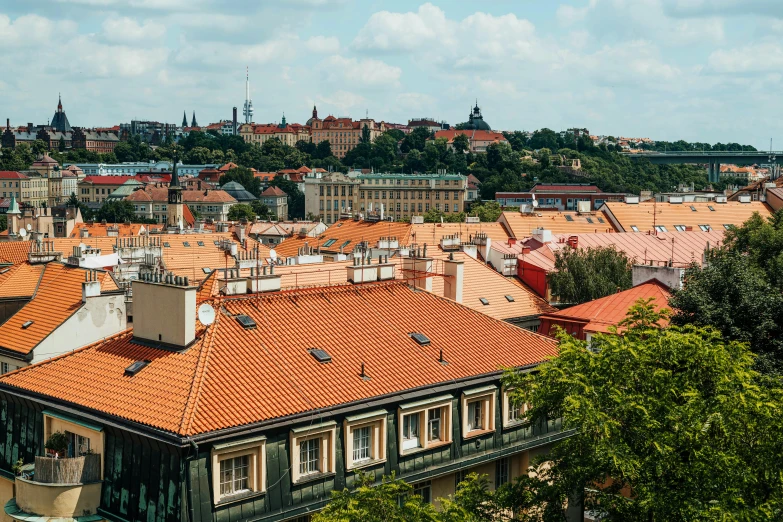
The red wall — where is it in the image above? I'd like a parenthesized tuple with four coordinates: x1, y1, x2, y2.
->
(518, 260, 549, 299)
(540, 317, 586, 340)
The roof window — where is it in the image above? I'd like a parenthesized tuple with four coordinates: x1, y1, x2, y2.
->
(630, 226, 639, 232)
(674, 225, 686, 232)
(197, 241, 205, 246)
(409, 332, 431, 346)
(163, 242, 170, 248)
(690, 205, 697, 211)
(124, 360, 150, 377)
(655, 225, 667, 233)
(564, 215, 574, 222)
(308, 348, 332, 363)
(323, 239, 337, 247)
(699, 224, 711, 232)
(202, 267, 212, 274)
(708, 205, 716, 211)
(585, 217, 593, 223)
(235, 315, 257, 329)
(21, 320, 33, 329)
(597, 217, 605, 224)
(479, 297, 489, 306)
(723, 224, 734, 230)
(214, 240, 220, 246)
(504, 295, 515, 302)
(183, 242, 191, 247)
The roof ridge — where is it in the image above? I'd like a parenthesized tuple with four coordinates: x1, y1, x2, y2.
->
(178, 314, 220, 436)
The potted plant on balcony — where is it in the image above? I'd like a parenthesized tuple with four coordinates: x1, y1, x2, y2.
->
(44, 431, 68, 458)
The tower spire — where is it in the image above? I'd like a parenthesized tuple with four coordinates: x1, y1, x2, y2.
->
(243, 66, 254, 124)
(191, 111, 198, 127)
(182, 110, 188, 128)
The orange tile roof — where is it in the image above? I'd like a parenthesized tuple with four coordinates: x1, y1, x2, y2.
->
(0, 238, 123, 266)
(274, 219, 414, 258)
(602, 201, 772, 233)
(0, 281, 557, 436)
(0, 263, 45, 298)
(410, 222, 509, 246)
(541, 281, 671, 334)
(161, 234, 270, 284)
(69, 223, 147, 238)
(499, 211, 617, 238)
(0, 263, 118, 355)
(0, 242, 34, 265)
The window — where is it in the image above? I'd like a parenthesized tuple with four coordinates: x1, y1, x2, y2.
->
(655, 225, 667, 233)
(290, 421, 336, 483)
(0, 362, 9, 375)
(398, 396, 452, 455)
(723, 224, 734, 230)
(300, 438, 320, 475)
(413, 481, 432, 504)
(220, 455, 250, 497)
(461, 386, 496, 437)
(690, 205, 697, 211)
(503, 389, 530, 427)
(674, 224, 686, 232)
(344, 410, 386, 469)
(630, 226, 639, 232)
(698, 224, 711, 232)
(496, 457, 510, 487)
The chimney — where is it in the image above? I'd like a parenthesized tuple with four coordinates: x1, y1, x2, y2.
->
(236, 224, 246, 242)
(233, 107, 238, 134)
(443, 255, 464, 303)
(222, 269, 247, 295)
(132, 273, 196, 348)
(347, 255, 378, 283)
(247, 265, 282, 293)
(82, 270, 101, 302)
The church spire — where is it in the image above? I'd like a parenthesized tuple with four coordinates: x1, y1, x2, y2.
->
(57, 93, 62, 112)
(182, 111, 188, 128)
(191, 111, 198, 127)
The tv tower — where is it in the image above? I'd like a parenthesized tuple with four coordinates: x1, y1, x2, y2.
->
(243, 67, 254, 124)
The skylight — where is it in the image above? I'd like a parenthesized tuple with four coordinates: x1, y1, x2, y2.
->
(564, 215, 574, 222)
(197, 241, 205, 246)
(631, 226, 639, 232)
(183, 242, 190, 247)
(235, 315, 256, 329)
(690, 205, 697, 211)
(597, 217, 605, 224)
(21, 320, 33, 329)
(505, 295, 515, 302)
(479, 298, 489, 306)
(708, 206, 716, 211)
(323, 239, 337, 247)
(202, 268, 212, 274)
(586, 217, 594, 223)
(163, 242, 170, 248)
(308, 348, 332, 363)
(124, 360, 150, 377)
(409, 332, 431, 346)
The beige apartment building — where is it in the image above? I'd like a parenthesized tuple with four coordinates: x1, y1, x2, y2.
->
(310, 113, 386, 159)
(305, 171, 468, 224)
(239, 119, 310, 148)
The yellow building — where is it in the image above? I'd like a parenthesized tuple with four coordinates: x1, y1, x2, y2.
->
(310, 110, 387, 159)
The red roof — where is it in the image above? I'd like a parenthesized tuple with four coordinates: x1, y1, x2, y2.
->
(434, 129, 507, 143)
(540, 281, 671, 335)
(0, 171, 28, 179)
(0, 281, 557, 436)
(261, 186, 287, 197)
(81, 176, 134, 185)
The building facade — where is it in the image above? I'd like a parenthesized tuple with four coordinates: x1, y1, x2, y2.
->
(126, 186, 236, 223)
(260, 186, 288, 221)
(495, 183, 629, 212)
(71, 127, 120, 154)
(305, 172, 468, 224)
(310, 115, 386, 159)
(239, 119, 311, 148)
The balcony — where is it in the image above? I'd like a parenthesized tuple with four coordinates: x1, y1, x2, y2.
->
(4, 454, 102, 521)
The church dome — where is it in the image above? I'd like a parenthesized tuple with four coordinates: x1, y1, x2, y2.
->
(220, 181, 257, 203)
(461, 102, 492, 131)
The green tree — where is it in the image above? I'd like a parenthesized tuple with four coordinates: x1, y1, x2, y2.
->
(251, 200, 270, 219)
(0, 215, 6, 233)
(467, 201, 502, 222)
(31, 139, 48, 156)
(503, 301, 783, 521)
(669, 210, 783, 374)
(227, 203, 256, 222)
(270, 177, 304, 219)
(359, 123, 371, 144)
(314, 140, 333, 160)
(219, 166, 262, 197)
(58, 136, 66, 152)
(94, 200, 137, 223)
(548, 246, 633, 304)
(66, 193, 93, 221)
(401, 127, 432, 153)
(451, 133, 470, 155)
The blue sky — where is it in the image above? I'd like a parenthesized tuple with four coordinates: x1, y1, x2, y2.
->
(2, 0, 782, 148)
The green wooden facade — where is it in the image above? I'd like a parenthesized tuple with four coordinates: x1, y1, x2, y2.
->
(1, 375, 568, 522)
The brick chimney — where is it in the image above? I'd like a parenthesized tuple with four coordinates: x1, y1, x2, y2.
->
(443, 255, 464, 303)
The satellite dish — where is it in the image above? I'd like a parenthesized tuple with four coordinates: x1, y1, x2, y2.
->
(197, 303, 216, 326)
(269, 249, 277, 260)
(532, 200, 539, 208)
(26, 224, 32, 231)
(18, 228, 27, 238)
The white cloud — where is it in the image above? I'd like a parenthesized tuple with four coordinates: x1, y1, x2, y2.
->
(396, 92, 437, 112)
(0, 14, 78, 46)
(175, 36, 299, 67)
(708, 43, 783, 73)
(306, 35, 340, 54)
(319, 55, 401, 87)
(102, 17, 165, 44)
(316, 90, 367, 114)
(556, 1, 597, 26)
(352, 3, 453, 52)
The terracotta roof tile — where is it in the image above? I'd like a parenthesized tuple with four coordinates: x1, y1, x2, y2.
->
(499, 211, 617, 238)
(0, 263, 45, 298)
(69, 223, 147, 238)
(0, 264, 117, 355)
(602, 201, 772, 233)
(541, 281, 671, 334)
(275, 219, 413, 258)
(0, 281, 557, 436)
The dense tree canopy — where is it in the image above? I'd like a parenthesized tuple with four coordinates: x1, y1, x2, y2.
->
(670, 210, 783, 374)
(503, 301, 783, 521)
(226, 203, 256, 222)
(548, 246, 633, 304)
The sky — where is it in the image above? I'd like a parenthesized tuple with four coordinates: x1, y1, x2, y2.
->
(2, 0, 783, 149)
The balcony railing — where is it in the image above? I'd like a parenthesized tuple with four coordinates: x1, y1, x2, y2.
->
(32, 454, 101, 484)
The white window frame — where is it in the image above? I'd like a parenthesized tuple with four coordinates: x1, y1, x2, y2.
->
(343, 410, 387, 470)
(502, 388, 530, 428)
(398, 395, 453, 456)
(461, 385, 497, 438)
(290, 421, 336, 483)
(211, 435, 266, 504)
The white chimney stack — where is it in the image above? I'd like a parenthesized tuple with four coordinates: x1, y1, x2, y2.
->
(443, 256, 464, 303)
(81, 270, 101, 302)
(132, 273, 196, 348)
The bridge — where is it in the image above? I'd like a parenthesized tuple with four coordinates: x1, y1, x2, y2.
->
(624, 151, 783, 183)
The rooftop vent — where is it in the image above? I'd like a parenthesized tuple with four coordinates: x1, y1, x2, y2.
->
(21, 320, 33, 329)
(409, 332, 430, 346)
(124, 360, 150, 377)
(504, 295, 515, 302)
(308, 348, 332, 363)
(479, 297, 489, 306)
(235, 314, 256, 329)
